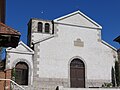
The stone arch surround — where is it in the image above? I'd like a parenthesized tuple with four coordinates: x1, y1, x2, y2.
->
(12, 58, 33, 85)
(68, 56, 87, 88)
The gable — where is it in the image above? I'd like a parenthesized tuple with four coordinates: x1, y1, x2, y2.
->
(54, 10, 102, 29)
(6, 41, 34, 54)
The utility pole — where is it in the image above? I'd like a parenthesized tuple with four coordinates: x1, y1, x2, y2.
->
(0, 0, 5, 23)
(0, 0, 5, 61)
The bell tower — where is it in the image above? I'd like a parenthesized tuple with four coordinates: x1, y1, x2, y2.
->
(0, 0, 5, 23)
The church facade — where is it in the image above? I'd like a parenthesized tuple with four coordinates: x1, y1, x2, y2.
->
(6, 11, 117, 90)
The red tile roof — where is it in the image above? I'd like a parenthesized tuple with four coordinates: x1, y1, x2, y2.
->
(0, 22, 21, 36)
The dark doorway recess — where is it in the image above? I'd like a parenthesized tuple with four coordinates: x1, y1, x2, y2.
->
(70, 58, 85, 88)
(15, 62, 29, 85)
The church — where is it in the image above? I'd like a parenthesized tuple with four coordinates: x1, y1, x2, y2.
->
(5, 10, 117, 90)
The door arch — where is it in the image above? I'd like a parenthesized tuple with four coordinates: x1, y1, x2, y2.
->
(15, 62, 29, 85)
(70, 58, 85, 88)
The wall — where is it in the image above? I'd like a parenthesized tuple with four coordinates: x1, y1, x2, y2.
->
(32, 22, 117, 89)
(0, 69, 12, 90)
(6, 44, 34, 90)
(57, 86, 120, 90)
(7, 12, 117, 90)
(0, 71, 5, 90)
(28, 19, 53, 47)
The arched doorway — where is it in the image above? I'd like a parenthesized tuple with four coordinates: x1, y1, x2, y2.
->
(70, 58, 85, 88)
(15, 62, 29, 85)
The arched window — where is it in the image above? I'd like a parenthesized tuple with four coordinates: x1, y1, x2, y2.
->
(38, 22, 43, 32)
(70, 58, 85, 88)
(15, 62, 29, 85)
(45, 23, 50, 33)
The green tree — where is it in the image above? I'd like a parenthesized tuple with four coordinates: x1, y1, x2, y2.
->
(115, 61, 120, 87)
(111, 67, 115, 87)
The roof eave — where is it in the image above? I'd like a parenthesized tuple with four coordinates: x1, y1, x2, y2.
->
(54, 10, 102, 29)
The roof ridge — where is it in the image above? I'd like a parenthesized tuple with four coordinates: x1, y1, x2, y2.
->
(54, 10, 102, 29)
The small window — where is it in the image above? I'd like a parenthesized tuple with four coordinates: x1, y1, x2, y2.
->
(38, 22, 43, 32)
(45, 23, 50, 33)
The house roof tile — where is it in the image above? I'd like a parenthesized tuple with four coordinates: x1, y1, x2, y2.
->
(0, 22, 21, 36)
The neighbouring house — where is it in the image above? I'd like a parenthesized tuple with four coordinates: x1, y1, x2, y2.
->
(0, 0, 20, 90)
(0, 22, 21, 48)
(6, 10, 118, 90)
(0, 22, 21, 90)
(0, 0, 20, 48)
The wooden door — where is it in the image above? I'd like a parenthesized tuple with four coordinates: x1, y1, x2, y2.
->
(15, 62, 28, 85)
(70, 59, 85, 88)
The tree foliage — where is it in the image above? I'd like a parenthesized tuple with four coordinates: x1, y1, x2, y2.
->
(115, 61, 120, 87)
(111, 67, 115, 87)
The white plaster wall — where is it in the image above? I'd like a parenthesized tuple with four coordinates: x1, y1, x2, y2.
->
(32, 33, 50, 42)
(57, 13, 99, 28)
(36, 23, 117, 82)
(6, 53, 33, 68)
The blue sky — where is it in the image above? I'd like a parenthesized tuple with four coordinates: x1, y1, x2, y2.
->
(6, 0, 120, 49)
